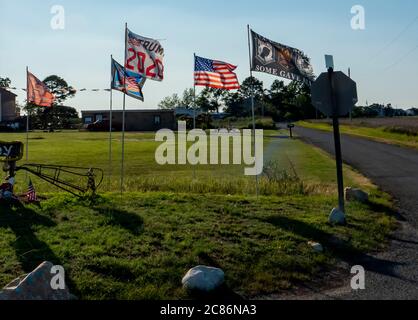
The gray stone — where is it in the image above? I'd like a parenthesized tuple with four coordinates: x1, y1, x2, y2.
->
(345, 187, 369, 203)
(329, 208, 346, 225)
(0, 261, 71, 300)
(308, 241, 324, 253)
(182, 265, 225, 292)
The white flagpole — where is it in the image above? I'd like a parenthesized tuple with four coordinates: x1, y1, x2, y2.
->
(247, 25, 259, 198)
(121, 23, 128, 194)
(109, 55, 114, 191)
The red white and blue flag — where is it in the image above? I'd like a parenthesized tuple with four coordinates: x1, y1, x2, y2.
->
(27, 179, 37, 203)
(111, 58, 146, 101)
(194, 56, 240, 90)
(125, 28, 164, 82)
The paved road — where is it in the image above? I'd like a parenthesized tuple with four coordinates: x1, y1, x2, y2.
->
(291, 126, 418, 300)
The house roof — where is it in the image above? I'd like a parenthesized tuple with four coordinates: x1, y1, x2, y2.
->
(0, 87, 17, 97)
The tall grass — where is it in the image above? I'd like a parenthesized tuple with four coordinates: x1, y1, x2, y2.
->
(11, 160, 308, 197)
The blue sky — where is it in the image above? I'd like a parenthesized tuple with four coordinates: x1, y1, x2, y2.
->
(0, 0, 417, 111)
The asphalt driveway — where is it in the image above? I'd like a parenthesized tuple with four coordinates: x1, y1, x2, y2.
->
(291, 126, 418, 300)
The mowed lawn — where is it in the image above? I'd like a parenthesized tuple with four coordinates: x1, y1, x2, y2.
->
(0, 130, 397, 299)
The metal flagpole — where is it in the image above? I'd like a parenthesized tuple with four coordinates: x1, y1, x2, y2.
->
(26, 66, 29, 163)
(348, 68, 352, 122)
(193, 53, 196, 130)
(121, 23, 128, 194)
(193, 53, 197, 180)
(247, 25, 259, 198)
(109, 55, 114, 191)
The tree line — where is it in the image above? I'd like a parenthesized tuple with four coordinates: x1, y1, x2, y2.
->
(159, 76, 418, 121)
(159, 77, 317, 122)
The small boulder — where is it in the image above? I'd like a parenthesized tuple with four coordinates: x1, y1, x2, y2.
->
(182, 266, 225, 292)
(345, 187, 369, 203)
(308, 241, 324, 253)
(329, 208, 346, 225)
(0, 261, 71, 300)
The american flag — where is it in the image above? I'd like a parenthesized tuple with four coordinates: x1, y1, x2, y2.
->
(125, 76, 141, 92)
(194, 56, 240, 90)
(27, 179, 37, 203)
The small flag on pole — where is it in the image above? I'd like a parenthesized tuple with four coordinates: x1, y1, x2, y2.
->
(111, 58, 146, 101)
(27, 71, 55, 107)
(194, 56, 240, 90)
(26, 179, 37, 203)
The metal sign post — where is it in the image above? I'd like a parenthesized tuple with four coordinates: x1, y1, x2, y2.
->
(287, 123, 295, 139)
(328, 67, 345, 213)
(311, 55, 358, 215)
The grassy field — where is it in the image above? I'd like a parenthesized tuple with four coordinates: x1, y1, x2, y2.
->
(299, 118, 418, 150)
(0, 130, 397, 299)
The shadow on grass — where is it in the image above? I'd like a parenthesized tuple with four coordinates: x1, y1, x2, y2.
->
(0, 204, 60, 273)
(365, 200, 406, 222)
(84, 261, 137, 282)
(258, 215, 415, 285)
(0, 203, 78, 296)
(93, 206, 144, 235)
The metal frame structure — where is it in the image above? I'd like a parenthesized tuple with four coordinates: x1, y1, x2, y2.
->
(1, 141, 104, 197)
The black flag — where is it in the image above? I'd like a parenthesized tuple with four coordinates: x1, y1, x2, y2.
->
(251, 30, 315, 85)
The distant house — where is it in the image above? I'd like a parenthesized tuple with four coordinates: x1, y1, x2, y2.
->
(174, 107, 203, 118)
(81, 109, 176, 131)
(406, 108, 418, 116)
(0, 88, 18, 123)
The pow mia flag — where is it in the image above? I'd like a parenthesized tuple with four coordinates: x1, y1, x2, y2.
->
(251, 30, 315, 85)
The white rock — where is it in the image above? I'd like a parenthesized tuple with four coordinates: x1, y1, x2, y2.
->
(308, 241, 324, 253)
(182, 266, 225, 292)
(0, 261, 71, 300)
(329, 208, 346, 225)
(345, 187, 369, 203)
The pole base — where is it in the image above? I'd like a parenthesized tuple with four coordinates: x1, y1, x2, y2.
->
(329, 207, 346, 225)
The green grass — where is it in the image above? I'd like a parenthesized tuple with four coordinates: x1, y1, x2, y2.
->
(0, 192, 396, 300)
(298, 120, 418, 150)
(0, 130, 397, 299)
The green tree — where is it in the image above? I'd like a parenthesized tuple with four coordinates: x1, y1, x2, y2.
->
(43, 75, 76, 105)
(182, 88, 195, 108)
(158, 93, 182, 109)
(224, 77, 265, 117)
(0, 77, 11, 89)
(238, 77, 264, 100)
(24, 104, 80, 130)
(196, 87, 228, 113)
(264, 80, 315, 121)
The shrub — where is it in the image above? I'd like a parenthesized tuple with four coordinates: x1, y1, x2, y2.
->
(248, 118, 277, 130)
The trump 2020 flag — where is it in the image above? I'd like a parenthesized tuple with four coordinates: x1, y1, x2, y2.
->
(112, 58, 146, 101)
(27, 71, 55, 107)
(251, 30, 315, 85)
(194, 56, 240, 90)
(125, 28, 164, 82)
